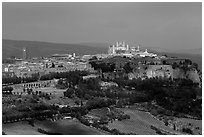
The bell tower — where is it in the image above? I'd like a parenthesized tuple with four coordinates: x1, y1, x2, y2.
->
(23, 47, 27, 60)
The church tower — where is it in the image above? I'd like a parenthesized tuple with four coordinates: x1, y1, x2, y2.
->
(23, 47, 27, 60)
(136, 45, 140, 52)
(112, 45, 116, 54)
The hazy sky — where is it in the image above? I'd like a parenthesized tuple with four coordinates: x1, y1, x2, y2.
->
(2, 2, 202, 50)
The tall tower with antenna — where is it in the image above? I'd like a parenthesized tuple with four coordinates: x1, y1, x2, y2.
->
(23, 47, 27, 60)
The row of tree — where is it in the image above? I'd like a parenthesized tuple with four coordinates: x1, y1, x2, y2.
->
(40, 70, 89, 81)
(2, 73, 39, 85)
(2, 70, 88, 86)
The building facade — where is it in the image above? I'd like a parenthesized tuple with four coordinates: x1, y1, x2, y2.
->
(108, 41, 157, 57)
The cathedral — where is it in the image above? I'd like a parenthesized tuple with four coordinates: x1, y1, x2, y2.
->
(108, 41, 157, 57)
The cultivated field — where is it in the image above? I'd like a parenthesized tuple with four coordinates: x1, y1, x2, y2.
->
(108, 108, 183, 135)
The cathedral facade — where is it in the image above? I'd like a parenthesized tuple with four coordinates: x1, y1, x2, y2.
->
(108, 41, 157, 57)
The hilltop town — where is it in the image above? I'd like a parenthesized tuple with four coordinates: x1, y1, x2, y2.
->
(2, 42, 202, 135)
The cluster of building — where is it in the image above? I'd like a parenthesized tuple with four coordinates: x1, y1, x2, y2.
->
(2, 42, 200, 85)
(108, 41, 157, 57)
(2, 48, 95, 78)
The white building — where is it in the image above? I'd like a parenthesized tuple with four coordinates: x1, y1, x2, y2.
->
(108, 41, 129, 55)
(108, 41, 157, 57)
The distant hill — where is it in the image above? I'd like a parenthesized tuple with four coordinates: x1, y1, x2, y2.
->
(2, 39, 202, 70)
(2, 39, 107, 59)
(174, 48, 202, 55)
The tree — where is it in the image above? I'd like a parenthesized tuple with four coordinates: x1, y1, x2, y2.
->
(74, 99, 80, 105)
(2, 131, 6, 135)
(89, 56, 98, 61)
(64, 88, 75, 98)
(27, 88, 32, 95)
(123, 62, 133, 73)
(162, 60, 167, 65)
(85, 78, 100, 91)
(84, 94, 91, 100)
(99, 116, 109, 124)
(172, 62, 178, 69)
(28, 119, 35, 127)
(182, 128, 193, 134)
(192, 62, 198, 70)
(92, 121, 100, 128)
(51, 63, 55, 68)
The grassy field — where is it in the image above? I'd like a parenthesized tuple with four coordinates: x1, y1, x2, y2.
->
(3, 119, 107, 135)
(108, 108, 183, 135)
(174, 117, 202, 135)
(3, 121, 43, 135)
(36, 119, 107, 135)
(88, 108, 109, 118)
(107, 109, 156, 135)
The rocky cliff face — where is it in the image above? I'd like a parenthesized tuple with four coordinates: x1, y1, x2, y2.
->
(186, 69, 201, 84)
(146, 65, 173, 79)
(172, 68, 201, 84)
(130, 65, 201, 84)
(172, 68, 186, 79)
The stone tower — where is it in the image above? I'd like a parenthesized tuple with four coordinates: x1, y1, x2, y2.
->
(23, 47, 27, 60)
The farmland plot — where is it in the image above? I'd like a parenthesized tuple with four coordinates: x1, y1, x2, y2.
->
(108, 108, 183, 135)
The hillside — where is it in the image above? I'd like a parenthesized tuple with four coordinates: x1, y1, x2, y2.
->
(2, 39, 107, 59)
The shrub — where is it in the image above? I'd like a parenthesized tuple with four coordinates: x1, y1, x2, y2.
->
(28, 119, 34, 127)
(182, 128, 193, 134)
(2, 131, 6, 135)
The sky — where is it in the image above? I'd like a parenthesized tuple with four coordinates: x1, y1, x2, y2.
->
(2, 2, 202, 50)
